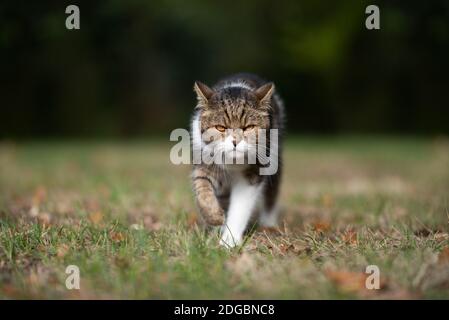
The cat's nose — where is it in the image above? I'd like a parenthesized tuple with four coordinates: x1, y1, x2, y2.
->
(232, 140, 237, 147)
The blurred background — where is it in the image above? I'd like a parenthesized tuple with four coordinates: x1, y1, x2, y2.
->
(1, 0, 448, 139)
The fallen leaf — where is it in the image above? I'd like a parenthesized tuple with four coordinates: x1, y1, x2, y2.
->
(313, 220, 331, 233)
(1, 284, 19, 298)
(32, 186, 47, 206)
(291, 243, 309, 254)
(278, 243, 291, 254)
(57, 244, 69, 258)
(325, 270, 366, 293)
(110, 231, 125, 243)
(187, 213, 199, 227)
(414, 228, 435, 238)
(435, 232, 449, 242)
(27, 266, 53, 288)
(342, 229, 358, 245)
(37, 212, 51, 226)
(143, 215, 162, 231)
(89, 211, 103, 225)
(84, 199, 101, 212)
(114, 256, 130, 268)
(438, 247, 449, 264)
(259, 226, 280, 234)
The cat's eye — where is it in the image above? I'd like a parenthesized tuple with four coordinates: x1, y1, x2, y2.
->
(215, 125, 226, 132)
(244, 125, 255, 131)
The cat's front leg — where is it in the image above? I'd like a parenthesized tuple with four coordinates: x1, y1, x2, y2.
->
(192, 167, 225, 226)
(220, 178, 264, 248)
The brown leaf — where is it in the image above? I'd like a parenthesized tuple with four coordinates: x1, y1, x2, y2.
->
(259, 226, 281, 234)
(1, 284, 19, 298)
(435, 232, 449, 242)
(342, 229, 358, 245)
(143, 215, 162, 231)
(414, 228, 434, 237)
(291, 243, 309, 254)
(84, 199, 101, 212)
(325, 270, 366, 293)
(56, 244, 69, 258)
(37, 212, 51, 226)
(438, 247, 449, 264)
(32, 186, 47, 206)
(313, 220, 331, 233)
(110, 231, 125, 243)
(88, 211, 103, 225)
(187, 213, 199, 227)
(114, 256, 130, 268)
(278, 243, 291, 254)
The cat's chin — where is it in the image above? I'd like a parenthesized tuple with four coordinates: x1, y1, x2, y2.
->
(223, 150, 247, 164)
(219, 154, 250, 171)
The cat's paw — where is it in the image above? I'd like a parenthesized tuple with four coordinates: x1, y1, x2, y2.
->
(203, 207, 225, 226)
(259, 208, 279, 228)
(219, 231, 242, 248)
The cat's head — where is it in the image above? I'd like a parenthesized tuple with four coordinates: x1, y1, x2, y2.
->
(193, 81, 275, 165)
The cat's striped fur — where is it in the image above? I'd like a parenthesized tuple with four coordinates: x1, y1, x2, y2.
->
(191, 73, 285, 247)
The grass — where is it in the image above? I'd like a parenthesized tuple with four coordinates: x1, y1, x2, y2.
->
(0, 136, 448, 299)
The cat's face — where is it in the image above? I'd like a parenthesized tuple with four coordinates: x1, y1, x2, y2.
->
(194, 81, 274, 164)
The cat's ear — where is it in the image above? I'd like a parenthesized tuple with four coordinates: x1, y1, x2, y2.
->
(194, 81, 214, 107)
(254, 82, 275, 108)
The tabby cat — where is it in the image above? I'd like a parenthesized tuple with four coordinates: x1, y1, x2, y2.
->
(191, 73, 285, 247)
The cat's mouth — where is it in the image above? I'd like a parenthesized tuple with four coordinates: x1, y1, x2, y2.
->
(226, 149, 245, 156)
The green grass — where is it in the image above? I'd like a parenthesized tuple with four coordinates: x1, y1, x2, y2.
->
(0, 137, 448, 299)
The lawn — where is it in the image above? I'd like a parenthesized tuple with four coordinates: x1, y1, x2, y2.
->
(0, 137, 448, 299)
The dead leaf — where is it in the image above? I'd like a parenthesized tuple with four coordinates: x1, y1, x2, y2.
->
(143, 215, 162, 231)
(259, 226, 280, 234)
(325, 270, 366, 293)
(57, 244, 69, 258)
(435, 232, 449, 242)
(1, 284, 19, 298)
(27, 267, 48, 287)
(414, 228, 434, 237)
(89, 211, 103, 225)
(32, 186, 47, 206)
(313, 220, 331, 233)
(187, 213, 199, 227)
(84, 198, 101, 212)
(291, 243, 309, 254)
(342, 229, 358, 245)
(438, 247, 449, 264)
(37, 212, 51, 226)
(278, 243, 291, 254)
(114, 256, 129, 268)
(110, 231, 125, 243)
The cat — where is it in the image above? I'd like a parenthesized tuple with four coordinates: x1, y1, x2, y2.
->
(190, 73, 285, 247)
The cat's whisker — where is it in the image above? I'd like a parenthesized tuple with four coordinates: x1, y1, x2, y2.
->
(191, 73, 285, 247)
